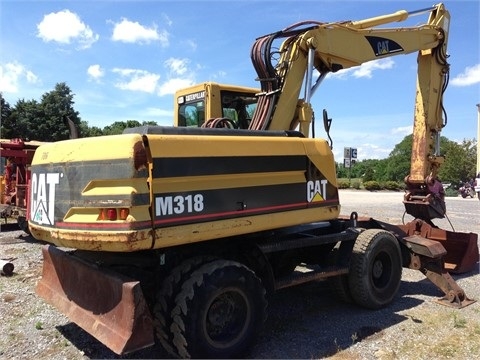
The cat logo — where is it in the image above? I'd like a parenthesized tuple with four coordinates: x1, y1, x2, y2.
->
(30, 172, 62, 225)
(306, 180, 328, 203)
(365, 36, 404, 57)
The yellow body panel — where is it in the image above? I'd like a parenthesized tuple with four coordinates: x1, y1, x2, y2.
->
(29, 227, 153, 252)
(152, 207, 340, 249)
(29, 130, 340, 252)
(29, 134, 153, 251)
(31, 134, 144, 163)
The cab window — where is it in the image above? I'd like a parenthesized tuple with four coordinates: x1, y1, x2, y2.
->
(178, 101, 205, 127)
(221, 91, 257, 129)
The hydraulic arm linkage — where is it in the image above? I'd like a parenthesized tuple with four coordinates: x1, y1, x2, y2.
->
(249, 3, 451, 222)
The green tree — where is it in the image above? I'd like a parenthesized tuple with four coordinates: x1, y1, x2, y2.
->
(39, 83, 81, 141)
(79, 121, 103, 137)
(102, 120, 158, 135)
(383, 135, 413, 182)
(102, 120, 142, 135)
(362, 165, 376, 182)
(373, 159, 389, 182)
(336, 161, 348, 178)
(439, 138, 477, 185)
(0, 93, 13, 138)
(3, 83, 81, 141)
(8, 99, 43, 140)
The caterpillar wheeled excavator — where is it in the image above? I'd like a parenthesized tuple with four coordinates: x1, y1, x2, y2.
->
(30, 3, 478, 358)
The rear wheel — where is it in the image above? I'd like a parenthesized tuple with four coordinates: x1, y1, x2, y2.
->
(348, 229, 402, 309)
(153, 256, 216, 357)
(171, 259, 267, 359)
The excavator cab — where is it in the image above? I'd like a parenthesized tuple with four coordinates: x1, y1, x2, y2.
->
(174, 82, 259, 129)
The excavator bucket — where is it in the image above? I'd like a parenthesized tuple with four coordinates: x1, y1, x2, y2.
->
(398, 220, 479, 274)
(36, 245, 154, 355)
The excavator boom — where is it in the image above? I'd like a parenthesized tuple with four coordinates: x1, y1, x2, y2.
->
(247, 3, 450, 221)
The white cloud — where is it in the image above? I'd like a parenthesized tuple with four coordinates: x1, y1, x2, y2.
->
(391, 125, 412, 136)
(184, 39, 197, 52)
(356, 143, 392, 160)
(353, 58, 394, 78)
(157, 78, 195, 96)
(111, 18, 169, 46)
(451, 64, 480, 86)
(144, 107, 173, 117)
(37, 10, 99, 49)
(161, 13, 173, 27)
(329, 58, 395, 79)
(164, 58, 189, 75)
(0, 62, 39, 93)
(112, 68, 160, 93)
(87, 65, 105, 81)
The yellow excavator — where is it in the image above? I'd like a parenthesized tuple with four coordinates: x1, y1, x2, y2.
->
(30, 3, 478, 358)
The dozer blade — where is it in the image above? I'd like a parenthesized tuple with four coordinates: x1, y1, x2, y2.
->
(399, 220, 479, 274)
(36, 245, 154, 355)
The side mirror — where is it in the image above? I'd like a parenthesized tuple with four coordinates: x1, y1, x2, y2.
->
(323, 109, 333, 149)
(323, 109, 331, 133)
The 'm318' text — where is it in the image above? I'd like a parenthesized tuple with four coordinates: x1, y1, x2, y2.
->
(155, 194, 204, 216)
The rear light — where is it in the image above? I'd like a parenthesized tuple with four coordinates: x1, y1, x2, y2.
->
(106, 209, 117, 221)
(119, 208, 129, 220)
(98, 208, 129, 221)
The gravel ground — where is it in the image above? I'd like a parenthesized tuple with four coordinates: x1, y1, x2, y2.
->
(1, 190, 479, 360)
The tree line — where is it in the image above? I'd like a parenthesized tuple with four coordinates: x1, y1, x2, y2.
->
(337, 136, 477, 187)
(0, 83, 156, 141)
(1, 82, 477, 187)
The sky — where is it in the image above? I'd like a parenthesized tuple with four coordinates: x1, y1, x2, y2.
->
(1, 0, 479, 162)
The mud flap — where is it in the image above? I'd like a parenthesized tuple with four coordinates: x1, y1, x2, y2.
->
(36, 245, 154, 355)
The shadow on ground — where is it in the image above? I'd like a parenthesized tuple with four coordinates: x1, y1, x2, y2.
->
(55, 276, 450, 359)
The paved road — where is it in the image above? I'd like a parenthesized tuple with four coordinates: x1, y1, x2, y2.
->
(338, 189, 480, 235)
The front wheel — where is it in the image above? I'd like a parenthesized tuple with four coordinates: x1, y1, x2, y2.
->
(17, 216, 30, 234)
(348, 229, 402, 309)
(170, 259, 267, 359)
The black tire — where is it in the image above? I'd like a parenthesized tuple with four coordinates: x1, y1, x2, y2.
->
(170, 259, 267, 359)
(153, 256, 216, 357)
(348, 229, 402, 309)
(17, 216, 30, 234)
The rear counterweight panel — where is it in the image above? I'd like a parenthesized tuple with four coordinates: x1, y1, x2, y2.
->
(29, 128, 340, 251)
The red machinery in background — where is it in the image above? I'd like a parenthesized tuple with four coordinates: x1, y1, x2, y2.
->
(1, 138, 42, 232)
